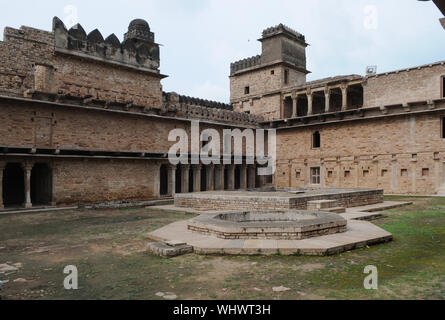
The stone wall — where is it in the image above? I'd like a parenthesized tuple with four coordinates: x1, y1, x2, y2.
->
(52, 158, 159, 204)
(363, 62, 445, 108)
(0, 21, 163, 108)
(175, 189, 383, 211)
(0, 98, 262, 154)
(163, 92, 263, 125)
(275, 112, 445, 194)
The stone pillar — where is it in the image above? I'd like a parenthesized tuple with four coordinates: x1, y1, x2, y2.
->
(341, 84, 348, 111)
(181, 165, 190, 193)
(336, 160, 341, 188)
(206, 165, 215, 191)
(240, 165, 247, 189)
(153, 162, 161, 198)
(23, 163, 33, 209)
(411, 160, 417, 194)
(307, 91, 313, 115)
(193, 165, 201, 192)
(391, 157, 398, 192)
(167, 165, 176, 197)
(324, 87, 330, 113)
(354, 160, 359, 188)
(248, 166, 256, 189)
(227, 165, 235, 190)
(215, 165, 225, 190)
(49, 162, 56, 206)
(0, 162, 5, 210)
(292, 93, 298, 118)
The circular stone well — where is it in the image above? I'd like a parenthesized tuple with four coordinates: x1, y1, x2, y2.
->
(187, 210, 347, 240)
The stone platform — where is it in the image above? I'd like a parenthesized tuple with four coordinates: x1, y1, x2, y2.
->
(188, 210, 347, 240)
(174, 188, 384, 212)
(147, 218, 392, 256)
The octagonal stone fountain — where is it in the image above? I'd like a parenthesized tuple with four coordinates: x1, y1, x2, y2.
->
(187, 210, 347, 240)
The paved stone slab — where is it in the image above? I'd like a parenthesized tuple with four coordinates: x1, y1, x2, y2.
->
(147, 217, 392, 256)
(147, 242, 193, 258)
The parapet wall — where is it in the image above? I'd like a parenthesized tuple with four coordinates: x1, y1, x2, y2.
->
(163, 92, 263, 125)
(175, 189, 384, 211)
(53, 17, 161, 73)
(230, 55, 262, 75)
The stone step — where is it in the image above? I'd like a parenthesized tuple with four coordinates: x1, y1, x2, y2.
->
(147, 241, 193, 258)
(322, 207, 346, 214)
(307, 199, 339, 210)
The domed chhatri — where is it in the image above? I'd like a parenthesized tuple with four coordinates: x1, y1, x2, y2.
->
(129, 19, 150, 31)
(124, 18, 154, 43)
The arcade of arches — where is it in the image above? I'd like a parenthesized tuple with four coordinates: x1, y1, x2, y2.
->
(157, 163, 266, 197)
(0, 161, 53, 209)
(281, 83, 364, 118)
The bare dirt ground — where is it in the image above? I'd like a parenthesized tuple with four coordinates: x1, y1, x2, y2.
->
(0, 196, 444, 300)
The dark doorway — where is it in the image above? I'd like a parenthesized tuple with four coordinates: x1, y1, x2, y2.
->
(297, 95, 308, 117)
(175, 167, 182, 193)
(347, 84, 364, 109)
(201, 166, 207, 191)
(189, 167, 194, 192)
(329, 88, 342, 112)
(3, 163, 25, 207)
(159, 165, 168, 196)
(283, 97, 293, 119)
(255, 173, 261, 188)
(247, 167, 252, 189)
(312, 91, 325, 114)
(31, 163, 52, 205)
(235, 166, 241, 190)
(224, 167, 229, 190)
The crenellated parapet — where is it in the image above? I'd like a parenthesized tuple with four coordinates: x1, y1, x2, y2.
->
(163, 92, 263, 125)
(52, 17, 161, 74)
(261, 24, 306, 44)
(230, 55, 262, 75)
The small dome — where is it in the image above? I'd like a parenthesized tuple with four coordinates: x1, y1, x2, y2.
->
(128, 19, 150, 31)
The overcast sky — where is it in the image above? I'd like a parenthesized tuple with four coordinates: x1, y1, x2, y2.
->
(1, 0, 444, 102)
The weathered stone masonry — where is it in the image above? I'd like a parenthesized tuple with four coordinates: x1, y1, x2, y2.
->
(0, 17, 266, 209)
(1, 15, 445, 209)
(230, 23, 445, 195)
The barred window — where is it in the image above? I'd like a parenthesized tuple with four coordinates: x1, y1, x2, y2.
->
(310, 167, 321, 185)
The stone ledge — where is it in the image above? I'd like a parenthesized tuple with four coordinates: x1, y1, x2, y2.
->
(147, 219, 393, 256)
(147, 242, 193, 258)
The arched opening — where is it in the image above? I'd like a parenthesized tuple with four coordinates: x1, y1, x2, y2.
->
(234, 166, 241, 190)
(312, 131, 321, 149)
(201, 166, 207, 191)
(31, 163, 53, 205)
(3, 163, 25, 207)
(159, 165, 169, 196)
(297, 95, 308, 117)
(247, 167, 253, 189)
(312, 91, 325, 114)
(283, 97, 293, 119)
(175, 167, 182, 193)
(329, 88, 342, 112)
(347, 84, 364, 109)
(255, 173, 261, 188)
(188, 167, 194, 192)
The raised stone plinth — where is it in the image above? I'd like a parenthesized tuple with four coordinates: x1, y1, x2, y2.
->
(147, 219, 393, 257)
(307, 200, 338, 210)
(175, 188, 384, 212)
(188, 210, 347, 240)
(307, 200, 346, 214)
(147, 241, 193, 258)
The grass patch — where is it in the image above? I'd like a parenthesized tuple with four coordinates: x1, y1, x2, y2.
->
(1, 198, 445, 300)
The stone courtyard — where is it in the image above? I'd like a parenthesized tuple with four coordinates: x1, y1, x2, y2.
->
(147, 188, 410, 257)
